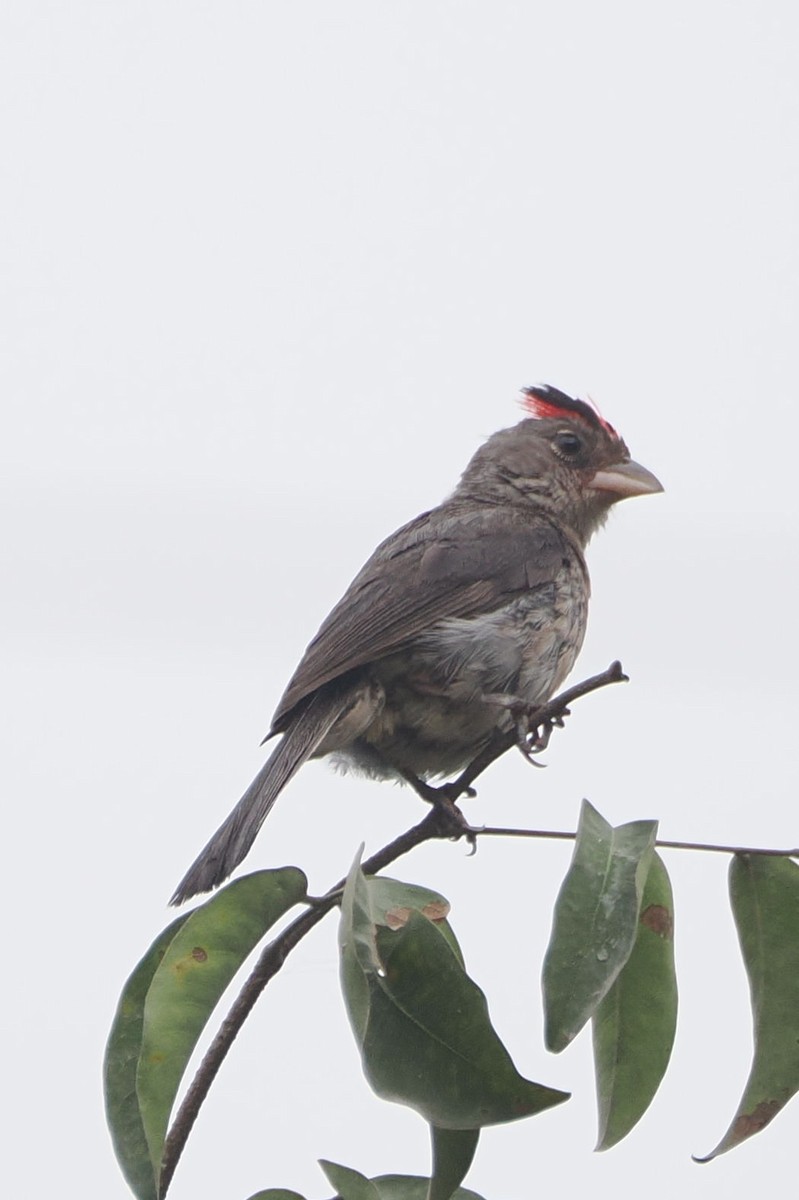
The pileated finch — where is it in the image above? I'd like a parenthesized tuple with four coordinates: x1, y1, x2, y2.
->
(172, 386, 662, 903)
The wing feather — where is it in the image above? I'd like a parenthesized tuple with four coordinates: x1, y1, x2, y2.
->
(271, 507, 577, 728)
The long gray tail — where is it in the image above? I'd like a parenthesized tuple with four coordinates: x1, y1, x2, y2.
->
(170, 687, 348, 905)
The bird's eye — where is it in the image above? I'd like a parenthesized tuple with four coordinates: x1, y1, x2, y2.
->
(553, 430, 582, 458)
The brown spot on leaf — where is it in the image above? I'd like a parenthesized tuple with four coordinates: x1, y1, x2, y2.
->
(385, 906, 411, 930)
(191, 946, 208, 962)
(640, 904, 673, 939)
(384, 901, 450, 929)
(732, 1099, 782, 1142)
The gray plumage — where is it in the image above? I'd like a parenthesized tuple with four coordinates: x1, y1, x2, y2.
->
(171, 386, 662, 904)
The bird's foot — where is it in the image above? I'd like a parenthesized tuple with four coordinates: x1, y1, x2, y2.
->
(518, 708, 570, 764)
(401, 771, 479, 849)
(482, 692, 570, 765)
(429, 794, 478, 842)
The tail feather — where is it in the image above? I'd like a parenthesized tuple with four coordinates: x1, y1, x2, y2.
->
(170, 688, 348, 905)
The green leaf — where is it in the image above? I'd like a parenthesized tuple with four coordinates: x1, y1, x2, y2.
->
(135, 868, 307, 1182)
(365, 875, 463, 966)
(371, 1178, 486, 1200)
(339, 861, 462, 1045)
(697, 854, 799, 1160)
(428, 1127, 479, 1200)
(543, 800, 658, 1052)
(246, 1192, 307, 1200)
(104, 914, 189, 1200)
(319, 1165, 486, 1200)
(320, 1160, 382, 1200)
(593, 852, 677, 1149)
(339, 860, 568, 1129)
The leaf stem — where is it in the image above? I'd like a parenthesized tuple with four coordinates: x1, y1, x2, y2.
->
(158, 808, 453, 1195)
(477, 826, 799, 858)
(155, 661, 635, 1194)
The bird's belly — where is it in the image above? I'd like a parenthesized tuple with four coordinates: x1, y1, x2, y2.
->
(334, 583, 587, 781)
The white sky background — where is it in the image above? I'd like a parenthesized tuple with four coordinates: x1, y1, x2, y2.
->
(3, 2, 799, 1197)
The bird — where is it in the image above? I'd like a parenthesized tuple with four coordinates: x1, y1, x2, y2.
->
(171, 385, 662, 904)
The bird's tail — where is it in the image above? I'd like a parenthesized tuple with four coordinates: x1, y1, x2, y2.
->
(170, 686, 348, 905)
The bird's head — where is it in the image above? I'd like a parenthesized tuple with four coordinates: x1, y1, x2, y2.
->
(456, 384, 663, 543)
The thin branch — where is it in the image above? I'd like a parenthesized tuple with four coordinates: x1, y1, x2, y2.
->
(656, 837, 799, 857)
(159, 806, 456, 1195)
(157, 660, 624, 1195)
(477, 825, 799, 858)
(458, 659, 628, 793)
(159, 899, 332, 1196)
(403, 659, 628, 806)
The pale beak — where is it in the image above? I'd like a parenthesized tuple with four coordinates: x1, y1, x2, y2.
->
(588, 458, 664, 499)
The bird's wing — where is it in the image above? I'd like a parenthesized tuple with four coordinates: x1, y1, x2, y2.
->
(270, 507, 579, 728)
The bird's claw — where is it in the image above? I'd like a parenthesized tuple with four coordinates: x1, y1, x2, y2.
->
(495, 699, 571, 766)
(428, 794, 479, 845)
(516, 740, 547, 766)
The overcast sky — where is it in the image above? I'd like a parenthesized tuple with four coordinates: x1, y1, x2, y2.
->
(3, 3, 799, 1198)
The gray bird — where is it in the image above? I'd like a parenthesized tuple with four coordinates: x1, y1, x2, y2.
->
(172, 385, 662, 903)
